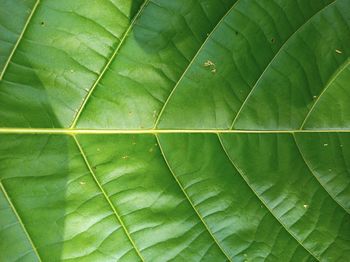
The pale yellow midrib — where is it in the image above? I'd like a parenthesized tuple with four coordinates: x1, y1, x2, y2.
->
(0, 128, 349, 135)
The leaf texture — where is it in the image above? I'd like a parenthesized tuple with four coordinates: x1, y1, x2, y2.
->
(0, 0, 349, 261)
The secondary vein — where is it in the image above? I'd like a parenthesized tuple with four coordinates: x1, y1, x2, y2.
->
(0, 181, 42, 261)
(70, 0, 150, 128)
(0, 0, 40, 80)
(153, 0, 241, 128)
(155, 134, 233, 262)
(292, 133, 350, 214)
(300, 59, 350, 129)
(229, 0, 337, 129)
(216, 134, 320, 261)
(73, 136, 145, 261)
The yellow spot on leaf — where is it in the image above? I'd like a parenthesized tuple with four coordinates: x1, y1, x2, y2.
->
(204, 60, 215, 67)
(204, 60, 217, 74)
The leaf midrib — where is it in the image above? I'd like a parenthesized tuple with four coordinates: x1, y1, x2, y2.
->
(0, 128, 349, 135)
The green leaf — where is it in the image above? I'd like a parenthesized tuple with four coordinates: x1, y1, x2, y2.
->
(0, 0, 349, 261)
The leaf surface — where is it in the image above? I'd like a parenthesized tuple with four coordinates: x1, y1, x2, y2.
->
(0, 0, 349, 261)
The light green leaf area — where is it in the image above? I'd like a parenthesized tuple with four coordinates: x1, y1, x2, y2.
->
(0, 0, 349, 261)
